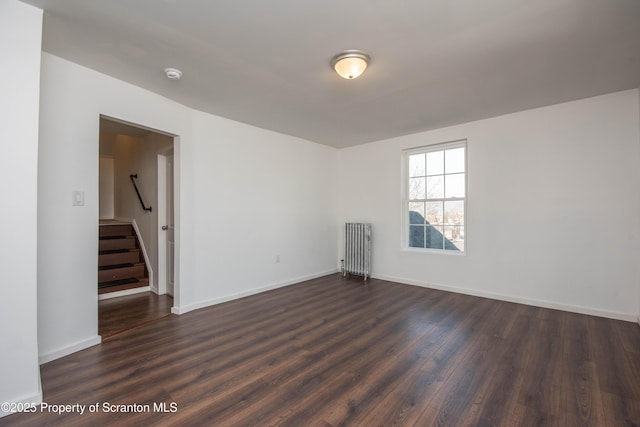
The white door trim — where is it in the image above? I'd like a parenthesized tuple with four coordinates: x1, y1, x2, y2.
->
(157, 152, 168, 296)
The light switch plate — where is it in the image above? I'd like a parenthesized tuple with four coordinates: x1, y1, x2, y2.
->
(72, 190, 84, 206)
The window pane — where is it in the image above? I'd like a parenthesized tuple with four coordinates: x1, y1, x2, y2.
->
(405, 142, 466, 253)
(425, 201, 443, 225)
(409, 202, 425, 224)
(425, 226, 444, 249)
(444, 200, 464, 225)
(445, 147, 465, 173)
(409, 225, 425, 248)
(409, 154, 425, 177)
(444, 226, 464, 251)
(409, 177, 425, 200)
(426, 151, 444, 176)
(445, 173, 465, 198)
(426, 175, 444, 199)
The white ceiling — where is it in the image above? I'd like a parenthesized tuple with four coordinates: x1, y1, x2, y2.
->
(21, 0, 640, 148)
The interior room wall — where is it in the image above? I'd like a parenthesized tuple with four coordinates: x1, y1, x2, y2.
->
(0, 0, 43, 414)
(98, 132, 116, 219)
(182, 110, 338, 312)
(37, 52, 339, 363)
(98, 156, 115, 219)
(338, 89, 640, 321)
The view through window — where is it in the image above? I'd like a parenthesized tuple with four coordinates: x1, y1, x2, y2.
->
(405, 140, 466, 252)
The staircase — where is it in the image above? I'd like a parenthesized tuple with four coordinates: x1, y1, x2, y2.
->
(98, 223, 149, 294)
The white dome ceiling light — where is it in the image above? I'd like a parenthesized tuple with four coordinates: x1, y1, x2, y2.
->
(331, 50, 370, 80)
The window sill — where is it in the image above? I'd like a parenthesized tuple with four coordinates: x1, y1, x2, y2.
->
(401, 247, 466, 256)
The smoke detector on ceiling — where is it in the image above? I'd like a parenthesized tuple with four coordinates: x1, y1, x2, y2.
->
(164, 68, 182, 80)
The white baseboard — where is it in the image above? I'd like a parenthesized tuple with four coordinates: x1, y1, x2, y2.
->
(373, 273, 638, 323)
(98, 286, 151, 300)
(0, 389, 42, 418)
(39, 335, 102, 365)
(172, 269, 339, 315)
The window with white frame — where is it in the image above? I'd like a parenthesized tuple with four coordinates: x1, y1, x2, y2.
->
(404, 140, 466, 252)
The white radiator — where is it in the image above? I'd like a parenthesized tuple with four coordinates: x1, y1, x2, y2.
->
(343, 223, 372, 280)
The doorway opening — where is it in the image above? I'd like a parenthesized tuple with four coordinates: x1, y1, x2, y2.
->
(98, 116, 177, 338)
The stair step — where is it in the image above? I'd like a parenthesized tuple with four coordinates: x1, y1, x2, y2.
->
(99, 250, 141, 267)
(97, 223, 148, 293)
(98, 263, 135, 271)
(98, 277, 140, 288)
(98, 263, 145, 283)
(99, 236, 136, 251)
(99, 224, 133, 238)
(98, 278, 149, 295)
(99, 249, 131, 254)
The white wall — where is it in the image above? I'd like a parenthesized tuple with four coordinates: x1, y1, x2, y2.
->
(338, 90, 640, 321)
(98, 156, 115, 219)
(182, 111, 338, 312)
(0, 0, 43, 413)
(37, 52, 338, 362)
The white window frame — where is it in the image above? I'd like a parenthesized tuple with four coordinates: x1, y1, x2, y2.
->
(401, 139, 467, 254)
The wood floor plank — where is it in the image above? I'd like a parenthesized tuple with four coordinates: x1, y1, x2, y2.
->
(558, 360, 606, 427)
(601, 392, 640, 427)
(170, 281, 441, 426)
(277, 301, 459, 426)
(2, 275, 640, 426)
(99, 292, 173, 339)
(589, 317, 640, 399)
(613, 319, 640, 356)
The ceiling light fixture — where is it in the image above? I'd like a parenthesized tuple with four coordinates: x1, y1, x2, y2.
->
(331, 50, 370, 80)
(164, 67, 182, 80)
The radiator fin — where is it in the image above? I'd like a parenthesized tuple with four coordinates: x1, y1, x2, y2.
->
(343, 223, 372, 280)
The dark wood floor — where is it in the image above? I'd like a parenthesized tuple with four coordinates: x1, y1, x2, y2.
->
(99, 292, 173, 339)
(3, 275, 640, 426)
